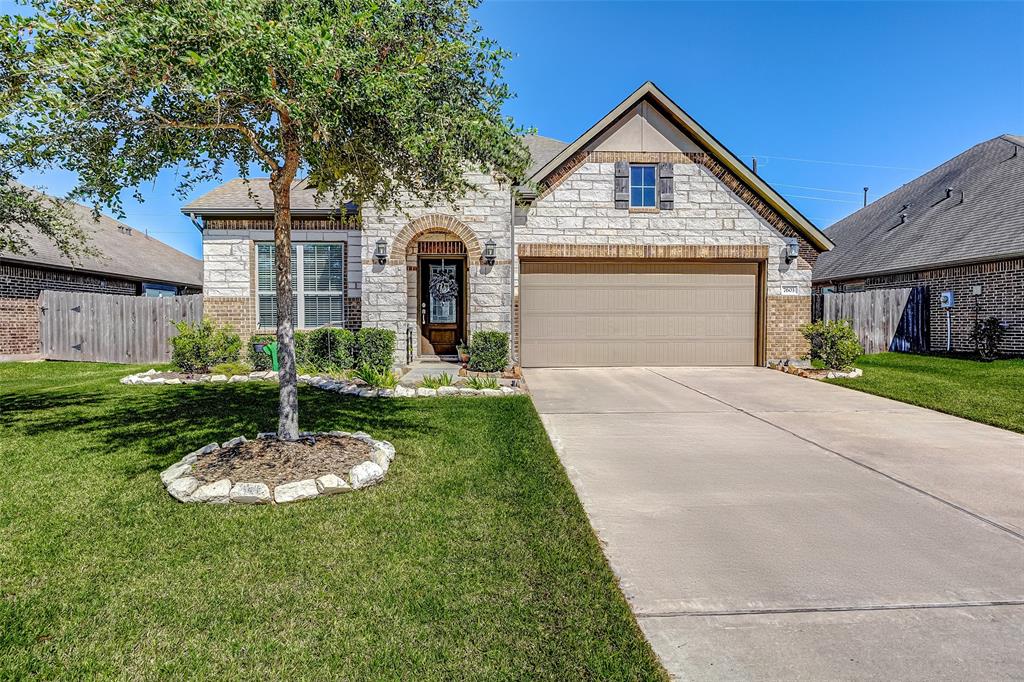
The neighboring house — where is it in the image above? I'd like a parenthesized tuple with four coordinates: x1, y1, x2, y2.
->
(0, 196, 203, 356)
(184, 82, 832, 367)
(814, 135, 1024, 355)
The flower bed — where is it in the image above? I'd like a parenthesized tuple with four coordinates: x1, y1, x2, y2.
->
(121, 368, 525, 397)
(161, 431, 396, 505)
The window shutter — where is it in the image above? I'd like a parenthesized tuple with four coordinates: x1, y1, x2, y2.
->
(614, 161, 629, 209)
(658, 162, 674, 210)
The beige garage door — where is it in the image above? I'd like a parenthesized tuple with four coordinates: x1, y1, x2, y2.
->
(520, 261, 758, 367)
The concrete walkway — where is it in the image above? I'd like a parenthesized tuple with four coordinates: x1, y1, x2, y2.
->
(528, 367, 1024, 680)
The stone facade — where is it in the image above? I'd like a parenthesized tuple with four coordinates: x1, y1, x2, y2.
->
(201, 228, 363, 348)
(0, 262, 139, 354)
(824, 257, 1024, 355)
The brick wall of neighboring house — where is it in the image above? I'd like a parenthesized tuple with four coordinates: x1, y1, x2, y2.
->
(821, 257, 1024, 355)
(0, 262, 138, 354)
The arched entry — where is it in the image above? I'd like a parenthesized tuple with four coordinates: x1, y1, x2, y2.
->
(396, 215, 479, 358)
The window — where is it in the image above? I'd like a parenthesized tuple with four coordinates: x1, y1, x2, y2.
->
(630, 164, 657, 208)
(257, 242, 345, 328)
(142, 283, 177, 297)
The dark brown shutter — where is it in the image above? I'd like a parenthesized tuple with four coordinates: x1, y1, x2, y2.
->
(614, 161, 629, 209)
(658, 162, 674, 210)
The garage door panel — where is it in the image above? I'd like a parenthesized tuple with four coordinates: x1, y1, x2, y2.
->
(520, 261, 758, 367)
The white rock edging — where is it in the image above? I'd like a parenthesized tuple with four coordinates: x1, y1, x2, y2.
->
(122, 369, 526, 398)
(161, 431, 396, 505)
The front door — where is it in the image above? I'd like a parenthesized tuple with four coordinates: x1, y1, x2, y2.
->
(419, 257, 465, 356)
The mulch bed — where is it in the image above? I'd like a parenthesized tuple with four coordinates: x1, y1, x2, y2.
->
(192, 435, 373, 488)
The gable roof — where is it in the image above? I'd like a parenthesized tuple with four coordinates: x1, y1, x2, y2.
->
(527, 81, 833, 252)
(182, 135, 567, 217)
(1, 188, 202, 287)
(814, 135, 1024, 282)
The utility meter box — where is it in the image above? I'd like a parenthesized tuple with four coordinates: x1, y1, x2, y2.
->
(972, 285, 983, 296)
(940, 291, 955, 308)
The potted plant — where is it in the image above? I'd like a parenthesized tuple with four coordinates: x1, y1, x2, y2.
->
(456, 341, 470, 364)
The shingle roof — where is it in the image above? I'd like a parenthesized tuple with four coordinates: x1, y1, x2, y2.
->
(182, 178, 347, 215)
(1, 189, 203, 287)
(814, 135, 1024, 282)
(181, 135, 567, 215)
(522, 134, 568, 177)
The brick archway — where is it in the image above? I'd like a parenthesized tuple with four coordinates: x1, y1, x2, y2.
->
(390, 214, 482, 264)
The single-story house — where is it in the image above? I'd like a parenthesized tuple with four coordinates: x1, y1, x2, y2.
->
(184, 82, 833, 368)
(0, 195, 203, 356)
(814, 134, 1023, 355)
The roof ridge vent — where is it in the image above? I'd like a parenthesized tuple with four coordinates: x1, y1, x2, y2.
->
(117, 225, 133, 236)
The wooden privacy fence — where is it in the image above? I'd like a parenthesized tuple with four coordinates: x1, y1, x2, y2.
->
(39, 291, 203, 364)
(814, 286, 929, 355)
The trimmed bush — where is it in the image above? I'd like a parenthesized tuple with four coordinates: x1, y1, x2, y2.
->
(307, 327, 356, 371)
(970, 316, 1007, 360)
(468, 331, 509, 373)
(355, 328, 396, 372)
(170, 319, 241, 373)
(248, 334, 276, 370)
(800, 319, 862, 370)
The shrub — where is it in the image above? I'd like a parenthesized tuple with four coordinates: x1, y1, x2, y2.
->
(466, 375, 500, 390)
(248, 334, 277, 370)
(468, 331, 509, 373)
(307, 327, 356, 371)
(352, 363, 399, 389)
(970, 316, 1007, 360)
(355, 328, 396, 372)
(420, 372, 454, 389)
(800, 319, 862, 370)
(210, 361, 251, 377)
(170, 319, 241, 373)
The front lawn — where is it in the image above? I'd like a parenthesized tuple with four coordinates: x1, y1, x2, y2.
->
(0, 362, 665, 679)
(826, 353, 1024, 433)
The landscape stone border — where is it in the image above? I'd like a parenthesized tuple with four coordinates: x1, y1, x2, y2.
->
(121, 368, 523, 397)
(162, 431, 396, 505)
(769, 362, 863, 380)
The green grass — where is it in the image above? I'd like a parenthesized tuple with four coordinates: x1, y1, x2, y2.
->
(826, 353, 1024, 433)
(0, 362, 665, 680)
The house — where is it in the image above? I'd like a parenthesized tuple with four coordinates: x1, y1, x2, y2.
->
(184, 82, 833, 368)
(814, 135, 1024, 355)
(0, 194, 203, 356)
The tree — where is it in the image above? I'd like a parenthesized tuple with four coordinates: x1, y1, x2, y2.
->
(1, 0, 530, 438)
(0, 177, 92, 260)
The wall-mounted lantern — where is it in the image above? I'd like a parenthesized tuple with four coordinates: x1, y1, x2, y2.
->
(374, 238, 388, 265)
(483, 239, 497, 266)
(783, 238, 799, 265)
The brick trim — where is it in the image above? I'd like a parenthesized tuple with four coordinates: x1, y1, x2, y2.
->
(517, 242, 769, 260)
(389, 214, 483, 264)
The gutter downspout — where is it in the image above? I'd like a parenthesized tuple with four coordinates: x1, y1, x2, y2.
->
(509, 189, 517, 366)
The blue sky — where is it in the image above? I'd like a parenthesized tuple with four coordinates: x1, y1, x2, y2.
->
(16, 0, 1024, 259)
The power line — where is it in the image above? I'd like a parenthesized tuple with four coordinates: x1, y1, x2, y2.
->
(784, 193, 858, 205)
(765, 181, 862, 196)
(743, 154, 926, 172)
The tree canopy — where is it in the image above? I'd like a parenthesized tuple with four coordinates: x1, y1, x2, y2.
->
(0, 0, 529, 437)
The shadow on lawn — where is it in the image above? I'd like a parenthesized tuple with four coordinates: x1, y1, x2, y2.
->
(3, 381, 448, 478)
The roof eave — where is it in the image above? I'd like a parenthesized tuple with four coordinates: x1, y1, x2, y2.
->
(812, 250, 1024, 284)
(527, 81, 834, 252)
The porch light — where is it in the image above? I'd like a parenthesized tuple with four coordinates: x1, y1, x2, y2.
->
(374, 238, 388, 265)
(483, 239, 497, 266)
(784, 238, 799, 265)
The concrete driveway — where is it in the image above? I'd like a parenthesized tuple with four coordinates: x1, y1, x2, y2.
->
(528, 367, 1024, 680)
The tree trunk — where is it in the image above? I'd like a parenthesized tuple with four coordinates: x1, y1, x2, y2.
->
(271, 171, 299, 439)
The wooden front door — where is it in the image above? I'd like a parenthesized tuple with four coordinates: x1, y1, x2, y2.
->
(419, 257, 465, 356)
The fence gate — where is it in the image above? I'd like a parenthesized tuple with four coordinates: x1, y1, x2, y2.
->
(39, 291, 203, 364)
(815, 286, 929, 355)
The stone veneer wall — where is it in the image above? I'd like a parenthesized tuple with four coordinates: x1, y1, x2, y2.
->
(827, 257, 1024, 355)
(521, 152, 814, 363)
(0, 262, 138, 354)
(202, 230, 362, 349)
(360, 171, 513, 363)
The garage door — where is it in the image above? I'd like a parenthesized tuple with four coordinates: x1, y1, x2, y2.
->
(520, 261, 758, 367)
